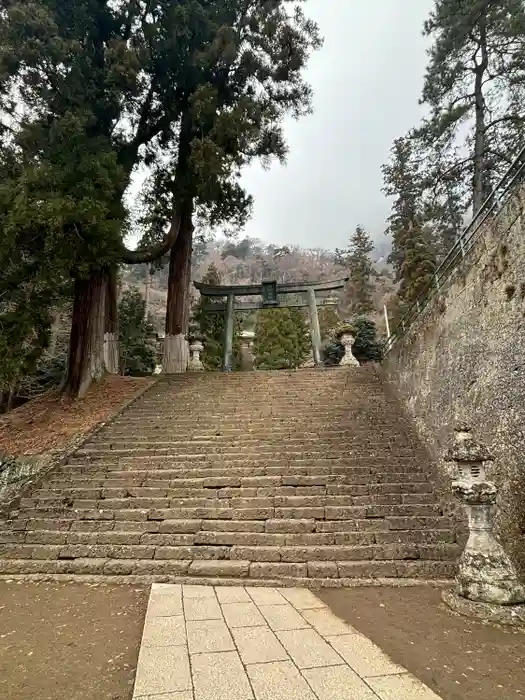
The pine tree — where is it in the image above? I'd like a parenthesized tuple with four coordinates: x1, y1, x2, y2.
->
(193, 264, 241, 371)
(337, 226, 375, 317)
(254, 308, 311, 370)
(418, 0, 525, 214)
(118, 290, 156, 376)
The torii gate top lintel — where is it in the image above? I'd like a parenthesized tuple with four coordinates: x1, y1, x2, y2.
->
(193, 277, 349, 298)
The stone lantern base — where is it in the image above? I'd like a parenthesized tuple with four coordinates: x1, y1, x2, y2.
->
(442, 589, 525, 627)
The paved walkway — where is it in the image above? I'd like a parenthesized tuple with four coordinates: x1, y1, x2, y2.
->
(133, 584, 442, 700)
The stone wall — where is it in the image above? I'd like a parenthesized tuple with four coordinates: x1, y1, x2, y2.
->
(0, 455, 42, 505)
(383, 186, 525, 576)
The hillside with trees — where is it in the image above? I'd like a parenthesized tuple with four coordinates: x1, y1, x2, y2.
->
(122, 236, 397, 337)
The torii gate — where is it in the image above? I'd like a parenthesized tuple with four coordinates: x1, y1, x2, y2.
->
(193, 277, 348, 371)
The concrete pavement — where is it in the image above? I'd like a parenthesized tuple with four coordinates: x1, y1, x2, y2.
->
(132, 583, 442, 700)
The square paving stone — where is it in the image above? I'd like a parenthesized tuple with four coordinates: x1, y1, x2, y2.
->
(301, 608, 356, 636)
(187, 619, 235, 654)
(302, 665, 379, 700)
(216, 586, 251, 604)
(147, 589, 183, 618)
(141, 615, 186, 647)
(278, 587, 326, 610)
(246, 660, 317, 700)
(182, 585, 217, 599)
(191, 651, 253, 700)
(221, 602, 266, 628)
(184, 595, 222, 621)
(134, 693, 193, 700)
(367, 672, 443, 700)
(231, 626, 288, 665)
(133, 646, 191, 696)
(151, 583, 182, 595)
(246, 587, 288, 606)
(276, 628, 344, 669)
(258, 604, 309, 631)
(327, 633, 405, 678)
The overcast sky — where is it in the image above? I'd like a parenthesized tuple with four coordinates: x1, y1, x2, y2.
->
(239, 0, 434, 249)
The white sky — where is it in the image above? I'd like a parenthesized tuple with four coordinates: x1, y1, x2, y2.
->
(240, 0, 433, 248)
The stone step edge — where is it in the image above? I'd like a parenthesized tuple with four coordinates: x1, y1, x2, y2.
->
(0, 572, 454, 589)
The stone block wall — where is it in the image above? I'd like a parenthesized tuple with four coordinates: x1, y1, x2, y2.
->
(383, 186, 525, 576)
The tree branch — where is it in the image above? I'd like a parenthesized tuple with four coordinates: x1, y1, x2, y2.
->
(121, 208, 182, 264)
(485, 114, 525, 132)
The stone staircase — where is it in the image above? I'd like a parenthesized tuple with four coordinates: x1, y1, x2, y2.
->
(0, 367, 460, 585)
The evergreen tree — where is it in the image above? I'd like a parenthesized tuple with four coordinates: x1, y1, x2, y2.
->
(382, 137, 437, 316)
(193, 264, 241, 371)
(418, 0, 525, 214)
(254, 308, 310, 370)
(134, 1, 322, 372)
(397, 223, 437, 310)
(118, 289, 156, 376)
(337, 226, 375, 317)
(119, 289, 156, 376)
(0, 0, 322, 396)
(351, 318, 383, 364)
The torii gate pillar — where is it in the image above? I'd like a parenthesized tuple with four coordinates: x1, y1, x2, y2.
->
(307, 288, 322, 366)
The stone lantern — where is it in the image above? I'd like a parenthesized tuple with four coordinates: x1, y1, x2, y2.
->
(239, 330, 255, 371)
(336, 326, 360, 367)
(187, 320, 204, 372)
(445, 426, 525, 606)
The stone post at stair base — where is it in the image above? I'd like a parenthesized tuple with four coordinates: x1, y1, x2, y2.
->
(188, 340, 204, 371)
(187, 320, 205, 372)
(239, 330, 255, 371)
(442, 426, 525, 624)
(339, 333, 360, 367)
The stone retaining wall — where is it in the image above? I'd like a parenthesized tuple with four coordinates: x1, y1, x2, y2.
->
(383, 186, 525, 576)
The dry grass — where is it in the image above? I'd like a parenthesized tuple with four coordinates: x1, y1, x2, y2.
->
(0, 376, 154, 457)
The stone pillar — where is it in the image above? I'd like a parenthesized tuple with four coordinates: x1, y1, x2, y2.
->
(339, 332, 360, 366)
(445, 426, 525, 606)
(222, 293, 235, 372)
(307, 288, 322, 366)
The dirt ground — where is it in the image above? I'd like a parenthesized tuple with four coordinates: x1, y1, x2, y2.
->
(0, 581, 148, 700)
(319, 586, 525, 700)
(0, 376, 153, 457)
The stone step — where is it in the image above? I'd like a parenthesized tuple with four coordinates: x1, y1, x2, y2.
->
(57, 468, 432, 485)
(107, 413, 400, 425)
(100, 425, 406, 434)
(44, 476, 434, 494)
(1, 515, 455, 540)
(1, 527, 456, 547)
(88, 434, 415, 447)
(20, 494, 441, 518)
(64, 456, 424, 468)
(107, 406, 404, 424)
(6, 504, 454, 530)
(0, 557, 456, 581)
(0, 541, 460, 564)
(39, 485, 437, 505)
(72, 449, 424, 462)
